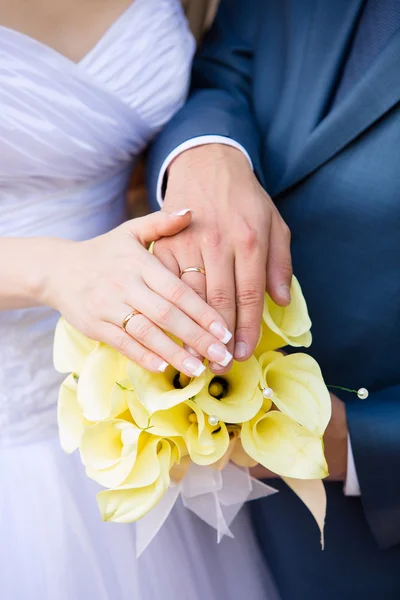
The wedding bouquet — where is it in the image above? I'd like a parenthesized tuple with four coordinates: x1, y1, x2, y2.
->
(55, 276, 331, 553)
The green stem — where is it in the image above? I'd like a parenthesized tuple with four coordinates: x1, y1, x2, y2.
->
(327, 384, 357, 394)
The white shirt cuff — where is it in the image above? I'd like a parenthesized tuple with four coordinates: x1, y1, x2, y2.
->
(344, 433, 361, 496)
(156, 135, 253, 206)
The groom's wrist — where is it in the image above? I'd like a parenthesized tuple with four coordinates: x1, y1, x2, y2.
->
(156, 136, 253, 207)
(324, 393, 348, 481)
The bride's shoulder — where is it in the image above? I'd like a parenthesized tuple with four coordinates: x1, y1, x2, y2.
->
(180, 0, 219, 41)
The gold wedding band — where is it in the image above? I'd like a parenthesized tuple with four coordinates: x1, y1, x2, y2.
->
(121, 310, 140, 332)
(179, 267, 206, 278)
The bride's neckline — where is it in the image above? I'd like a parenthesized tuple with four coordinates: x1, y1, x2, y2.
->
(0, 0, 141, 66)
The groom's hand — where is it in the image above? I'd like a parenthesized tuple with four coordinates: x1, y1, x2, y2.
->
(155, 144, 292, 372)
(323, 393, 348, 481)
(250, 394, 348, 481)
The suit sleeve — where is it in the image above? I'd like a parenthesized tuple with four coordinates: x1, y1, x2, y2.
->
(346, 385, 400, 549)
(146, 0, 264, 207)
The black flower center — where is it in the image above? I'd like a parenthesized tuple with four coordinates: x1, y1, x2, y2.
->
(208, 376, 229, 399)
(173, 371, 192, 390)
(173, 373, 184, 389)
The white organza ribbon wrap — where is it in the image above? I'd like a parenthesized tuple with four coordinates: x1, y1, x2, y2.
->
(136, 462, 277, 556)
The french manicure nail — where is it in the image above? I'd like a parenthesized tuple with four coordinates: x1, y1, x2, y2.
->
(234, 341, 248, 360)
(154, 359, 169, 372)
(183, 357, 206, 377)
(170, 208, 195, 217)
(209, 322, 232, 344)
(280, 284, 291, 303)
(208, 344, 233, 367)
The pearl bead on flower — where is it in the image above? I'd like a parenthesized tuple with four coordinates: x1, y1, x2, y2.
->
(208, 415, 219, 426)
(262, 387, 273, 399)
(357, 387, 369, 400)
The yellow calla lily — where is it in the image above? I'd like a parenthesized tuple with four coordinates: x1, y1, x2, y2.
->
(261, 276, 312, 351)
(147, 403, 193, 437)
(97, 472, 170, 523)
(282, 477, 327, 549)
(184, 400, 230, 466)
(118, 435, 173, 488)
(259, 351, 331, 436)
(57, 374, 88, 453)
(97, 437, 172, 523)
(126, 362, 206, 414)
(114, 379, 150, 429)
(80, 419, 142, 488)
(194, 359, 263, 424)
(54, 318, 97, 374)
(167, 436, 187, 464)
(254, 322, 276, 359)
(241, 410, 328, 479)
(78, 344, 128, 421)
(146, 401, 229, 465)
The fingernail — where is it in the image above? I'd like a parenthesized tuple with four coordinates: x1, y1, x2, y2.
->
(209, 363, 225, 373)
(209, 322, 232, 344)
(207, 344, 233, 367)
(187, 346, 203, 358)
(234, 341, 248, 360)
(183, 357, 206, 377)
(280, 284, 291, 303)
(153, 359, 169, 372)
(170, 208, 194, 217)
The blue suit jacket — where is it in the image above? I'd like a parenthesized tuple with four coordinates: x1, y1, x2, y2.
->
(148, 1, 400, 597)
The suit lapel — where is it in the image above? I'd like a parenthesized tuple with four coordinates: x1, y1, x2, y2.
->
(286, 0, 364, 155)
(277, 0, 400, 194)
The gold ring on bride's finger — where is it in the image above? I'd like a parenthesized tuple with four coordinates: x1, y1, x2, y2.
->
(179, 267, 206, 278)
(121, 310, 140, 332)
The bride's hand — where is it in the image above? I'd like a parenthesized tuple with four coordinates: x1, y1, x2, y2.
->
(44, 210, 232, 376)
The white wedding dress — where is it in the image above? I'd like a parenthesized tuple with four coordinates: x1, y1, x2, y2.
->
(0, 1, 280, 598)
